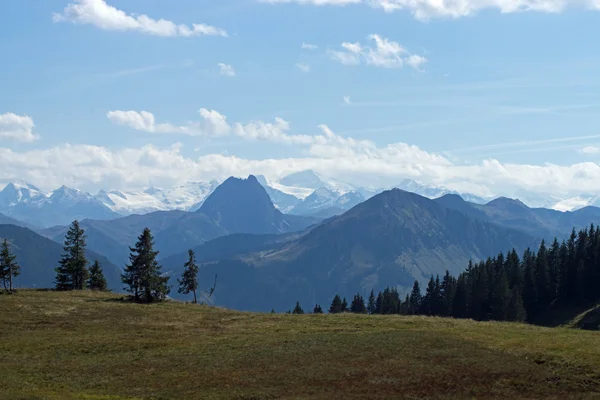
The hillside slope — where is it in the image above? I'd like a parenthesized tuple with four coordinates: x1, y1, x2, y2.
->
(1, 291, 599, 399)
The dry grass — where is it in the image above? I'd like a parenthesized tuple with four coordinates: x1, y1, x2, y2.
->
(1, 290, 600, 399)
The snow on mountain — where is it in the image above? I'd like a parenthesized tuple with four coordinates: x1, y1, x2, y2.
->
(254, 175, 302, 213)
(394, 179, 489, 205)
(289, 187, 365, 216)
(96, 181, 221, 215)
(0, 181, 47, 208)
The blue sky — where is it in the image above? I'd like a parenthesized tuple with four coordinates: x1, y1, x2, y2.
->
(2, 0, 600, 198)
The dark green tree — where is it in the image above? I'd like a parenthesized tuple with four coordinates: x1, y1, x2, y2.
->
(341, 297, 348, 312)
(122, 228, 170, 302)
(367, 289, 376, 314)
(350, 293, 367, 313)
(178, 249, 199, 304)
(313, 304, 323, 314)
(55, 220, 88, 291)
(408, 281, 422, 314)
(329, 294, 343, 314)
(292, 301, 304, 314)
(0, 239, 19, 293)
(506, 287, 527, 322)
(87, 260, 107, 291)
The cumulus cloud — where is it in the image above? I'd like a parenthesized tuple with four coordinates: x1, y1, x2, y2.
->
(262, 0, 600, 20)
(0, 113, 39, 143)
(218, 63, 236, 77)
(296, 63, 311, 72)
(329, 35, 427, 70)
(53, 0, 228, 37)
(343, 96, 352, 104)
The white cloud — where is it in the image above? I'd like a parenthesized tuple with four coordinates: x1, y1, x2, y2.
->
(53, 0, 227, 37)
(343, 96, 352, 104)
(329, 35, 427, 69)
(218, 63, 236, 77)
(406, 54, 428, 71)
(296, 63, 311, 72)
(580, 146, 600, 154)
(301, 42, 318, 50)
(262, 0, 600, 20)
(107, 109, 231, 136)
(0, 113, 39, 143)
(6, 117, 600, 200)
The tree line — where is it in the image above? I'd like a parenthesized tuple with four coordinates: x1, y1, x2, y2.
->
(291, 225, 600, 323)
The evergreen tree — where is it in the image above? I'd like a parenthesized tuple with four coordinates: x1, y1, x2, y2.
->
(489, 269, 510, 321)
(292, 301, 304, 314)
(350, 293, 367, 313)
(313, 304, 323, 314)
(341, 297, 348, 312)
(367, 289, 376, 314)
(270, 308, 276, 314)
(329, 294, 343, 314)
(375, 292, 384, 314)
(122, 228, 170, 302)
(87, 260, 107, 291)
(506, 287, 527, 322)
(421, 276, 437, 315)
(178, 249, 199, 304)
(439, 271, 456, 317)
(408, 281, 422, 314)
(0, 239, 19, 293)
(55, 220, 88, 291)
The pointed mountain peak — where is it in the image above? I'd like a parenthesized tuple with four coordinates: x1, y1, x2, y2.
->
(144, 186, 162, 195)
(199, 175, 284, 233)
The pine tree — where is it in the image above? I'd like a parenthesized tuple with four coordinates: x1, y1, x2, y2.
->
(350, 293, 367, 313)
(87, 260, 107, 291)
(439, 271, 456, 317)
(292, 301, 304, 314)
(367, 289, 376, 314)
(506, 286, 527, 322)
(329, 294, 343, 314)
(341, 297, 348, 312)
(313, 304, 323, 314)
(55, 220, 88, 291)
(178, 249, 199, 304)
(0, 239, 19, 293)
(122, 228, 170, 302)
(270, 308, 276, 314)
(408, 281, 422, 314)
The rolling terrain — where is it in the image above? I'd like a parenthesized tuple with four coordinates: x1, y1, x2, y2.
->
(1, 291, 599, 399)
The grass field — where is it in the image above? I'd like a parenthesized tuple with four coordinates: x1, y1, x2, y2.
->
(1, 291, 600, 399)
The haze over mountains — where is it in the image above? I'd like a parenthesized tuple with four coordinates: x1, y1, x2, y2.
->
(4, 169, 599, 230)
(4, 171, 600, 311)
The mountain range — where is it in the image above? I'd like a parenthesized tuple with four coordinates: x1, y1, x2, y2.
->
(5, 172, 600, 313)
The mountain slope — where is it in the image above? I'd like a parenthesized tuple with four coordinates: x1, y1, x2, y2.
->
(165, 189, 536, 311)
(0, 224, 122, 290)
(43, 176, 319, 266)
(435, 194, 600, 239)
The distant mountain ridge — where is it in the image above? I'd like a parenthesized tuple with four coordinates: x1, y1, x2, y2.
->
(41, 176, 319, 267)
(163, 189, 538, 311)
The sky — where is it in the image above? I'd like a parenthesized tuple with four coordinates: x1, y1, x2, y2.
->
(2, 0, 600, 199)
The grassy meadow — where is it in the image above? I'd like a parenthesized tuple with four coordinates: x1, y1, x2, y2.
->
(1, 290, 599, 399)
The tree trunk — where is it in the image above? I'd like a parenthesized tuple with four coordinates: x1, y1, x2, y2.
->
(193, 289, 197, 304)
(8, 270, 12, 293)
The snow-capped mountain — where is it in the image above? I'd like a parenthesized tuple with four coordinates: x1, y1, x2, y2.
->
(394, 179, 489, 205)
(0, 183, 118, 228)
(289, 187, 365, 217)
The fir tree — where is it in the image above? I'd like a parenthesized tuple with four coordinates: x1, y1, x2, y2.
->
(367, 289, 376, 314)
(87, 260, 107, 291)
(329, 294, 343, 314)
(313, 304, 323, 314)
(270, 308, 276, 314)
(341, 297, 348, 312)
(292, 301, 304, 314)
(0, 239, 19, 293)
(122, 228, 170, 302)
(350, 293, 367, 313)
(506, 287, 527, 322)
(178, 249, 199, 304)
(408, 281, 422, 314)
(55, 220, 88, 291)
